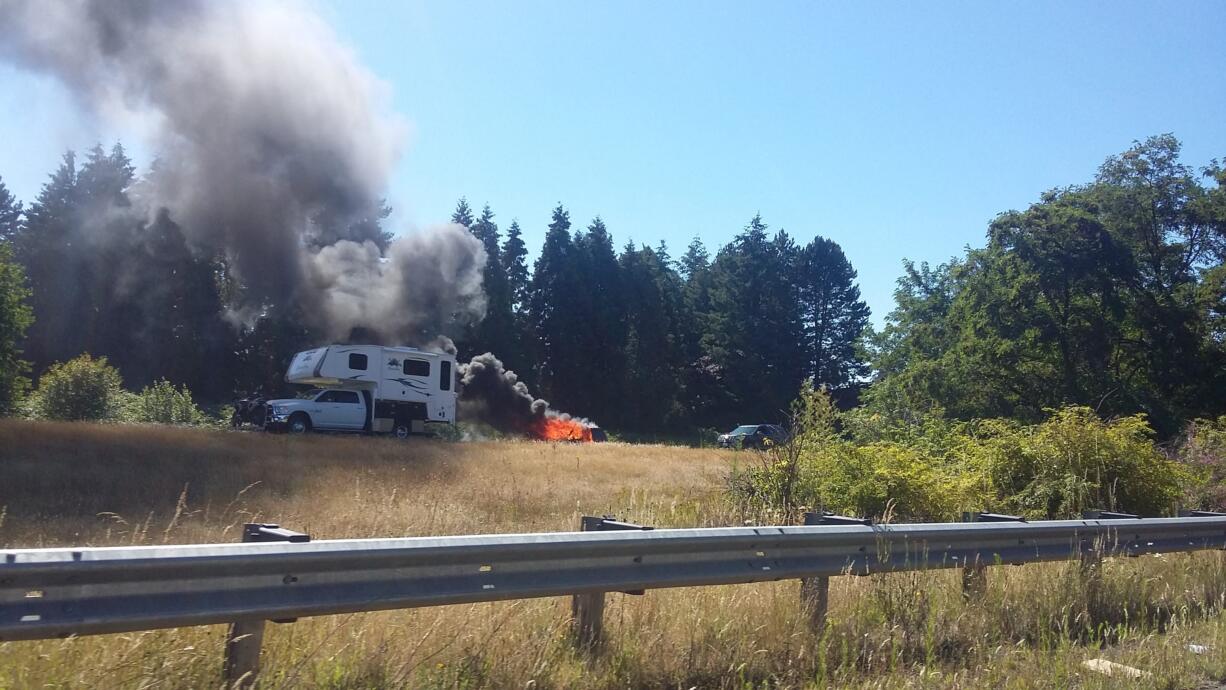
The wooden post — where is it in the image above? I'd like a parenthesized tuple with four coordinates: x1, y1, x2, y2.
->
(222, 524, 310, 688)
(960, 556, 987, 600)
(223, 618, 266, 689)
(571, 517, 606, 651)
(800, 512, 830, 633)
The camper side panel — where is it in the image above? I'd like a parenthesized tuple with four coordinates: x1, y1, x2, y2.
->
(316, 346, 381, 386)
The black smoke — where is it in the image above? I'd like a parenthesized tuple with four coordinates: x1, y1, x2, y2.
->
(459, 353, 549, 434)
(459, 352, 597, 436)
(0, 0, 486, 346)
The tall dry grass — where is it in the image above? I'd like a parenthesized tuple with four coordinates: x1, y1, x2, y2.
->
(2, 420, 1226, 689)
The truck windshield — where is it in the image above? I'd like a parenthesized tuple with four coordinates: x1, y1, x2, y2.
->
(731, 425, 757, 434)
(297, 389, 323, 399)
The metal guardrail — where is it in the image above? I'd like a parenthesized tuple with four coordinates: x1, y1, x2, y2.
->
(5, 515, 1226, 643)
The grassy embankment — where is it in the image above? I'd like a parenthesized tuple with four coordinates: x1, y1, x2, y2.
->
(2, 420, 1226, 689)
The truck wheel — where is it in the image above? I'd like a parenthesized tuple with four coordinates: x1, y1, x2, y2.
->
(288, 413, 311, 435)
(393, 422, 411, 439)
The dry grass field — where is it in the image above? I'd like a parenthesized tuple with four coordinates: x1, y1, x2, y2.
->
(2, 419, 1226, 689)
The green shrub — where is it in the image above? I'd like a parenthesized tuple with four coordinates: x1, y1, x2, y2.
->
(27, 354, 126, 421)
(129, 379, 206, 425)
(977, 407, 1190, 518)
(729, 393, 1192, 522)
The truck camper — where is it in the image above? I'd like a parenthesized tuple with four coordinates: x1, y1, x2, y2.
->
(265, 345, 457, 438)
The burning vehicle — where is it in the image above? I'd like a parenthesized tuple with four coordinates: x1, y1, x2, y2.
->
(532, 417, 606, 442)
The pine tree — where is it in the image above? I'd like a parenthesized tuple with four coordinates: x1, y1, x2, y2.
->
(529, 204, 585, 409)
(619, 243, 687, 431)
(451, 197, 474, 228)
(18, 151, 81, 371)
(703, 214, 805, 425)
(502, 219, 530, 310)
(679, 236, 713, 360)
(0, 176, 22, 243)
(468, 204, 516, 361)
(76, 144, 138, 372)
(499, 218, 533, 377)
(676, 236, 726, 424)
(797, 236, 870, 390)
(573, 216, 627, 423)
(0, 241, 33, 415)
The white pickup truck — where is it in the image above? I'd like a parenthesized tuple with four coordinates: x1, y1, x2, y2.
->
(265, 344, 457, 438)
(266, 388, 374, 434)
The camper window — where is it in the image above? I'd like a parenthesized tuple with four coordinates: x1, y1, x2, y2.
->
(403, 359, 430, 377)
(440, 361, 452, 391)
(348, 353, 368, 370)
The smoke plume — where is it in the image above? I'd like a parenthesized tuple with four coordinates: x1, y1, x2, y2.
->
(0, 0, 486, 344)
(305, 228, 486, 344)
(459, 352, 597, 439)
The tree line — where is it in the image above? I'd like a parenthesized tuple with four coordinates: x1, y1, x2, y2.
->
(0, 134, 1222, 437)
(0, 144, 871, 433)
(453, 198, 870, 433)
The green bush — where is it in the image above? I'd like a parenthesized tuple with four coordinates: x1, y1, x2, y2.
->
(976, 408, 1190, 519)
(803, 441, 986, 522)
(729, 391, 1192, 522)
(129, 379, 207, 425)
(27, 354, 125, 421)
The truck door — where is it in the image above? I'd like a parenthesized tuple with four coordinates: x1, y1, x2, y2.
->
(328, 390, 366, 429)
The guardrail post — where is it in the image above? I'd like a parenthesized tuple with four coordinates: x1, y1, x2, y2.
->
(1078, 511, 1136, 599)
(571, 516, 652, 652)
(798, 512, 870, 632)
(223, 523, 310, 689)
(799, 512, 830, 633)
(959, 513, 1025, 599)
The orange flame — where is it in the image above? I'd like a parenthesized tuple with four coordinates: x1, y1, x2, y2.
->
(531, 416, 593, 442)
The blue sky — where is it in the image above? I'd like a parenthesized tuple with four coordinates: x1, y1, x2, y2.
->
(1, 1, 1224, 324)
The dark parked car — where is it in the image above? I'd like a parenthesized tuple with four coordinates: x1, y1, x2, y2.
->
(717, 424, 788, 449)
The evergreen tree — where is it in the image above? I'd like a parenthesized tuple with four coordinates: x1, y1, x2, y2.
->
(76, 144, 138, 372)
(573, 216, 627, 423)
(620, 243, 687, 431)
(468, 204, 516, 362)
(676, 236, 731, 425)
(235, 305, 319, 395)
(680, 236, 710, 281)
(0, 241, 33, 415)
(528, 204, 585, 410)
(796, 236, 870, 390)
(703, 214, 805, 425)
(0, 176, 22, 243)
(17, 145, 236, 397)
(502, 219, 530, 309)
(451, 197, 474, 227)
(18, 151, 81, 371)
(678, 236, 713, 361)
(500, 219, 534, 377)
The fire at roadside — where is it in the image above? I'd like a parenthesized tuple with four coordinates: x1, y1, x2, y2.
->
(460, 353, 603, 442)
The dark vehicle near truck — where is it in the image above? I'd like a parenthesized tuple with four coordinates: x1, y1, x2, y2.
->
(717, 424, 788, 449)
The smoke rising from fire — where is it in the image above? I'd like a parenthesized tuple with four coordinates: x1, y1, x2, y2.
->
(460, 353, 595, 440)
(306, 228, 486, 344)
(0, 0, 487, 344)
